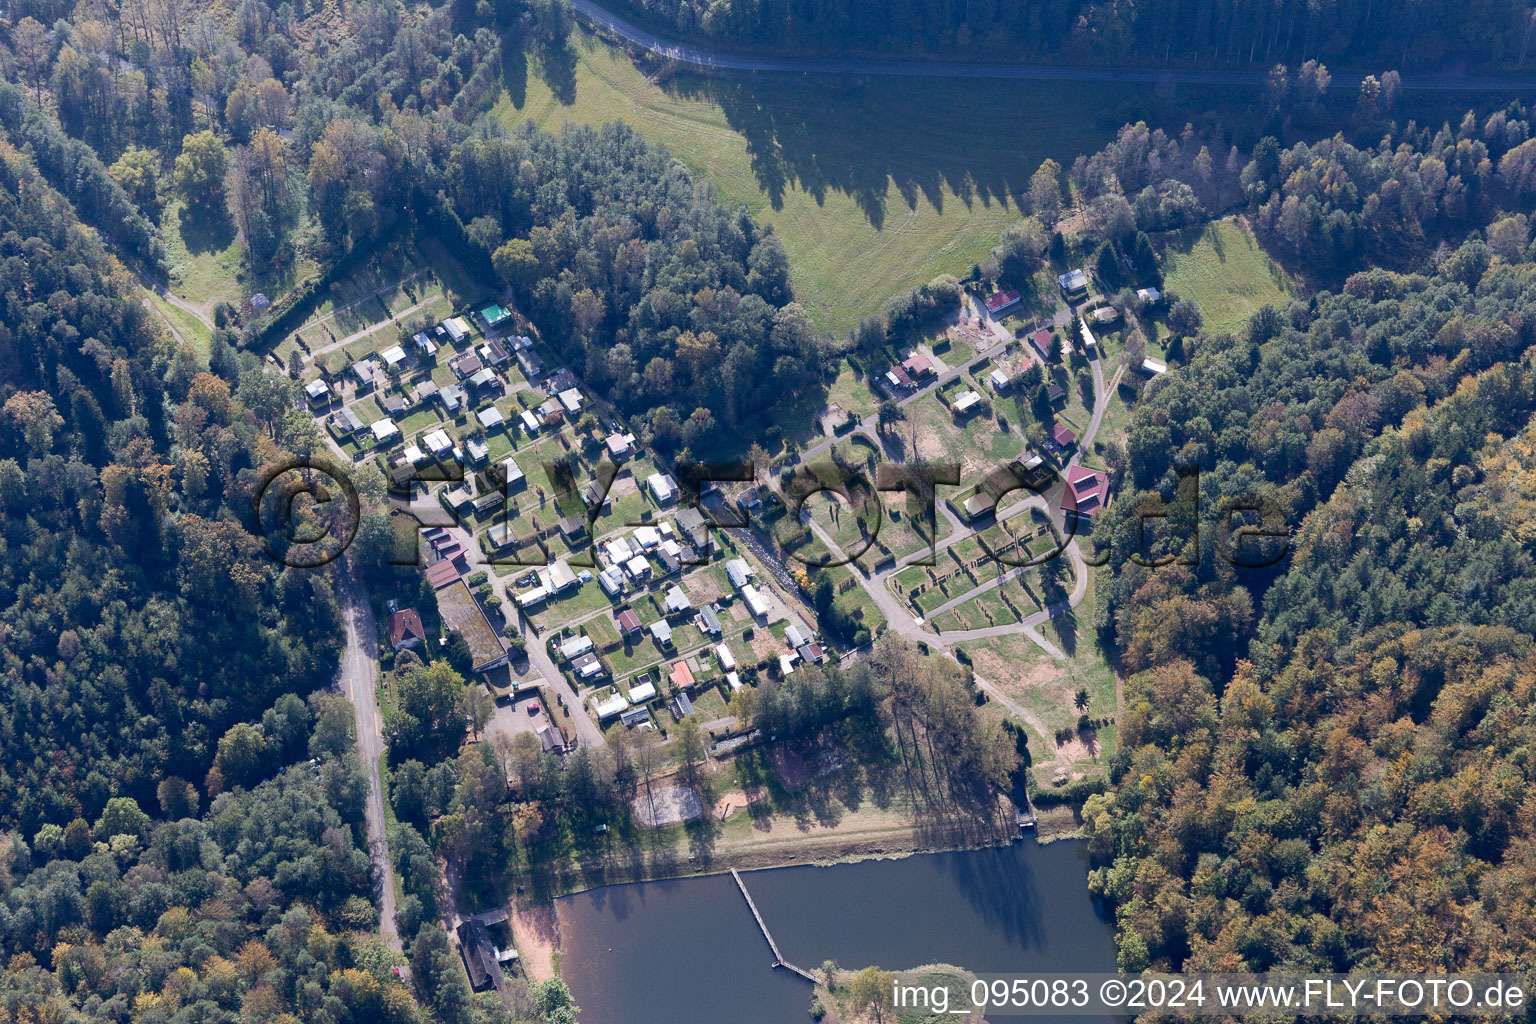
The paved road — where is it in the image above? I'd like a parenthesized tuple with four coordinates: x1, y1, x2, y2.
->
(570, 0, 1536, 91)
(333, 560, 403, 955)
(436, 519, 607, 748)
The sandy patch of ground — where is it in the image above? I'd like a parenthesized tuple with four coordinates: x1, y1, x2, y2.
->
(683, 573, 724, 605)
(714, 790, 751, 821)
(510, 904, 558, 983)
(910, 421, 993, 481)
(632, 783, 703, 826)
(747, 630, 780, 661)
(968, 645, 1057, 704)
(1054, 733, 1100, 763)
(609, 471, 638, 496)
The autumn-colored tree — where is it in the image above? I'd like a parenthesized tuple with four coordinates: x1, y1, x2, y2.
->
(173, 130, 228, 208)
(510, 801, 544, 845)
(235, 940, 278, 981)
(2, 392, 64, 455)
(847, 967, 895, 1023)
(109, 146, 161, 210)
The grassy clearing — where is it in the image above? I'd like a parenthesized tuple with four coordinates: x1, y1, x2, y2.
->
(1161, 217, 1294, 336)
(498, 29, 1150, 334)
(143, 291, 212, 358)
(160, 199, 319, 314)
(957, 568, 1117, 787)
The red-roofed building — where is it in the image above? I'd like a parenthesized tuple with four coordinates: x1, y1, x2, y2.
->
(984, 288, 1020, 314)
(388, 609, 426, 650)
(1030, 329, 1056, 362)
(617, 608, 642, 636)
(1049, 422, 1077, 450)
(1063, 466, 1111, 520)
(884, 364, 914, 391)
(425, 559, 463, 589)
(902, 353, 935, 379)
(670, 660, 696, 689)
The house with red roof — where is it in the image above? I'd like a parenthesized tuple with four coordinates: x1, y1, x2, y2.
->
(424, 558, 463, 590)
(1048, 422, 1077, 452)
(902, 353, 936, 379)
(1063, 466, 1111, 520)
(670, 660, 696, 690)
(616, 608, 643, 637)
(387, 609, 426, 651)
(1029, 329, 1056, 362)
(984, 288, 1020, 315)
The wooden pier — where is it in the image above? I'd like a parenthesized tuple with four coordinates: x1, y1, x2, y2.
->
(731, 869, 819, 984)
(1015, 790, 1038, 831)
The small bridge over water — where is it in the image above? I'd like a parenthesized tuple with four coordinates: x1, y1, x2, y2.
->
(731, 869, 819, 984)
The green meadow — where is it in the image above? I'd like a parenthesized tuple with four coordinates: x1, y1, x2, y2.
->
(1161, 217, 1294, 336)
(496, 30, 1230, 334)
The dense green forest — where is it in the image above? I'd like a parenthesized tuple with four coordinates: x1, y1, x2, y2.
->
(0, 140, 344, 833)
(1086, 240, 1536, 969)
(0, 0, 828, 459)
(0, 742, 430, 1024)
(609, 0, 1535, 67)
(464, 121, 826, 457)
(0, 125, 446, 1019)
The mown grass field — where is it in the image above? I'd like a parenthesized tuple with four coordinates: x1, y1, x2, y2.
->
(1161, 217, 1294, 336)
(496, 30, 1160, 334)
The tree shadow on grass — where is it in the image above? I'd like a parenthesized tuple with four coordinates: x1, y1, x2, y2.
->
(1050, 606, 1079, 658)
(178, 202, 235, 256)
(658, 73, 1047, 229)
(537, 39, 578, 105)
(501, 34, 529, 110)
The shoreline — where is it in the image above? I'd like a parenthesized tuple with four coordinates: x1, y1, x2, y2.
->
(543, 806, 1084, 899)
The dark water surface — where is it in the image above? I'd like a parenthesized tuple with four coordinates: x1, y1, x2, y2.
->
(558, 840, 1115, 1023)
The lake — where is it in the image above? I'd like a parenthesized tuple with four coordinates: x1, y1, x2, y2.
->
(557, 839, 1116, 1023)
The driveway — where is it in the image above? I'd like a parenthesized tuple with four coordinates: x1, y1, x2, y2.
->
(483, 691, 551, 752)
